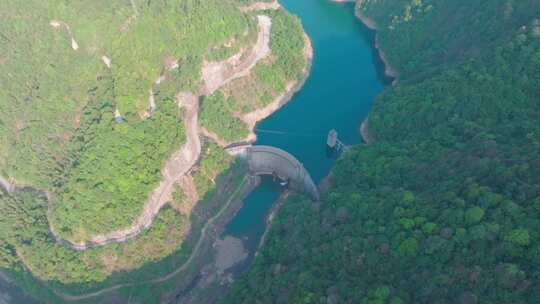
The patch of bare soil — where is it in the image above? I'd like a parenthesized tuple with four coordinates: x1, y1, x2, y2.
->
(214, 236, 248, 274)
(49, 20, 79, 51)
(360, 117, 374, 144)
(240, 1, 281, 12)
(175, 174, 200, 214)
(0, 176, 13, 193)
(202, 15, 272, 96)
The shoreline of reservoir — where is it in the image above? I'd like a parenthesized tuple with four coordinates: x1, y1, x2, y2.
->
(353, 4, 399, 82)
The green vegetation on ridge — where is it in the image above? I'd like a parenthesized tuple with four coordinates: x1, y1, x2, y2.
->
(359, 0, 540, 79)
(201, 92, 250, 142)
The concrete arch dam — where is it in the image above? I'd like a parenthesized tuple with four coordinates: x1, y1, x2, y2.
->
(231, 145, 319, 201)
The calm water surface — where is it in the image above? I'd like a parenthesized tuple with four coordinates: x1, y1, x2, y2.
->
(224, 0, 387, 253)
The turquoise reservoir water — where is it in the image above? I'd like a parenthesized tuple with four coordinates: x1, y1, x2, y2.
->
(224, 0, 388, 252)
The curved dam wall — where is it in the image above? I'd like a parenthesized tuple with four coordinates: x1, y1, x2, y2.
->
(235, 145, 319, 201)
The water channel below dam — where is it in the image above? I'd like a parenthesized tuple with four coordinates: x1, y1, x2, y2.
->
(224, 0, 389, 261)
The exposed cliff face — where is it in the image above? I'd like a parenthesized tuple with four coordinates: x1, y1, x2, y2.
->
(354, 1, 398, 82)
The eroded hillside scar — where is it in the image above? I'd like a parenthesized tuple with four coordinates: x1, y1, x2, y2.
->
(202, 15, 272, 96)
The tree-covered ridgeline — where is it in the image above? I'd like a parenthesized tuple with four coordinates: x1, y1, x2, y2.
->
(359, 0, 540, 81)
(201, 91, 250, 142)
(1, 0, 311, 302)
(1, 0, 309, 242)
(226, 1, 540, 303)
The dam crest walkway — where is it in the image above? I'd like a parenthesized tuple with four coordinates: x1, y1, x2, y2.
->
(227, 144, 319, 201)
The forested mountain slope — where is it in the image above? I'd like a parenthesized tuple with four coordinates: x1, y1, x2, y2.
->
(226, 0, 540, 303)
(360, 0, 540, 81)
(1, 0, 248, 242)
(0, 0, 309, 302)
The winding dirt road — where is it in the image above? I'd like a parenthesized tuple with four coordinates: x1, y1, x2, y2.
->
(51, 92, 202, 250)
(15, 5, 309, 256)
(54, 175, 254, 302)
(202, 15, 272, 96)
(51, 15, 274, 250)
(6, 6, 310, 300)
(241, 1, 281, 12)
